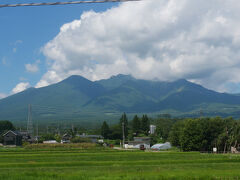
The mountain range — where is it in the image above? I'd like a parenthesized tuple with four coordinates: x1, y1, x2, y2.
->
(1, 74, 240, 126)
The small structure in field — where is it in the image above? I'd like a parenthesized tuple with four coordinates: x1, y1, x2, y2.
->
(231, 146, 239, 153)
(151, 142, 172, 150)
(3, 130, 23, 146)
(61, 133, 71, 143)
(43, 140, 58, 144)
(126, 137, 151, 149)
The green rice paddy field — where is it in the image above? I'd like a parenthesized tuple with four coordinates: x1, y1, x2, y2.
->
(0, 145, 240, 180)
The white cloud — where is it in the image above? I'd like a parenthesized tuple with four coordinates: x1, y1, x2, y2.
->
(1, 57, 7, 65)
(13, 48, 17, 53)
(12, 82, 30, 94)
(38, 0, 240, 92)
(13, 40, 23, 45)
(11, 40, 23, 54)
(25, 60, 40, 73)
(0, 93, 7, 99)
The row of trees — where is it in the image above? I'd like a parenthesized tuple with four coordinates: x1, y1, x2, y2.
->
(101, 113, 151, 140)
(2, 115, 240, 152)
(101, 114, 240, 152)
(169, 117, 240, 152)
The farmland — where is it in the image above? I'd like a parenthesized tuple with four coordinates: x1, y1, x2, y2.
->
(0, 145, 240, 179)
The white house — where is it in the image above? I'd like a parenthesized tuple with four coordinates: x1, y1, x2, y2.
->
(126, 137, 151, 149)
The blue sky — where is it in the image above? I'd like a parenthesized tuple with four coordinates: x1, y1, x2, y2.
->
(2, 0, 240, 98)
(0, 0, 117, 97)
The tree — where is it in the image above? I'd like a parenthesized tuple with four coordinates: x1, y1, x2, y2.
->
(54, 134, 61, 143)
(39, 133, 56, 142)
(230, 121, 240, 148)
(119, 113, 128, 139)
(101, 121, 110, 139)
(179, 118, 204, 151)
(67, 128, 77, 138)
(168, 117, 231, 152)
(108, 124, 122, 140)
(132, 115, 141, 135)
(169, 120, 184, 147)
(0, 120, 15, 134)
(155, 117, 175, 141)
(141, 114, 150, 135)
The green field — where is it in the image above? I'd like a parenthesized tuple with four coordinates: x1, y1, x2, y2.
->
(0, 146, 240, 179)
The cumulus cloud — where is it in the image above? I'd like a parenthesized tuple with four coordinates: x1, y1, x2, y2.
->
(12, 82, 30, 94)
(25, 60, 40, 73)
(38, 0, 240, 92)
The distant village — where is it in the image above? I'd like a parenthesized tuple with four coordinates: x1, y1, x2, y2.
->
(1, 122, 171, 151)
(1, 113, 240, 153)
(0, 113, 172, 151)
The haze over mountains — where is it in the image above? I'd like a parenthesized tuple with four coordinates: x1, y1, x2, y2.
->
(1, 74, 240, 126)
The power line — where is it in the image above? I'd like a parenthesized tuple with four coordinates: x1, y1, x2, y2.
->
(0, 0, 142, 8)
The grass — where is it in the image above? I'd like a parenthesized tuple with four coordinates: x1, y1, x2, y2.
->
(0, 146, 240, 179)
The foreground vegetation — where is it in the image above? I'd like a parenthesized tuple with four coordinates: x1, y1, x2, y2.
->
(0, 146, 240, 179)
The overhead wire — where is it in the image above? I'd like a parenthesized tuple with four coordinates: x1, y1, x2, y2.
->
(0, 0, 142, 8)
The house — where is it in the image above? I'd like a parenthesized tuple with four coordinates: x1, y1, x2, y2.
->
(76, 134, 103, 143)
(126, 141, 151, 149)
(134, 137, 151, 143)
(3, 130, 23, 146)
(61, 133, 71, 143)
(126, 137, 151, 149)
(19, 131, 34, 143)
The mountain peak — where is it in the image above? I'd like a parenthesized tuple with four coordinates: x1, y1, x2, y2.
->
(65, 75, 91, 81)
(60, 75, 94, 86)
(175, 79, 189, 83)
(96, 74, 134, 90)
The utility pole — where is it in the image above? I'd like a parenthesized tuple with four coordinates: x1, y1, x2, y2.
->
(200, 108, 203, 118)
(36, 122, 39, 144)
(72, 124, 74, 132)
(71, 124, 75, 137)
(122, 122, 125, 148)
(27, 104, 34, 137)
(58, 123, 60, 135)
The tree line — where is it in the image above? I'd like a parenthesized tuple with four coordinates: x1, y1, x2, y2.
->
(101, 113, 151, 140)
(2, 115, 240, 152)
(101, 114, 240, 152)
(169, 117, 240, 152)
